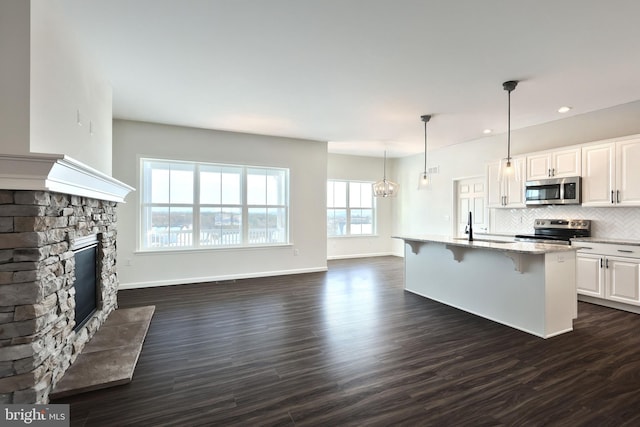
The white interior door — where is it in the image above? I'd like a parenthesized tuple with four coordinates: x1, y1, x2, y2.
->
(456, 177, 488, 236)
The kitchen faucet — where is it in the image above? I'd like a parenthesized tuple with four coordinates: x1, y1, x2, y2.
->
(465, 211, 473, 241)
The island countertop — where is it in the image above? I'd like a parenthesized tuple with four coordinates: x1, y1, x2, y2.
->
(393, 234, 577, 255)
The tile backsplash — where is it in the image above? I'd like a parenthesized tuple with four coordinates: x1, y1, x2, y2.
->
(492, 206, 640, 241)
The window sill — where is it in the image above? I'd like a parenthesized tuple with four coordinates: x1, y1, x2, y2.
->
(328, 235, 379, 239)
(134, 243, 293, 255)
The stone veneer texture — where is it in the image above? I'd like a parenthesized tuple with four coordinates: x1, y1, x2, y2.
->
(0, 190, 119, 404)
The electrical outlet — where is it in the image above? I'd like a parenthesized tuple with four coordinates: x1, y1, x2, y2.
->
(293, 248, 300, 256)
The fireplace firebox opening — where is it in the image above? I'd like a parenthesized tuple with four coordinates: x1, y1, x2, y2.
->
(72, 234, 101, 332)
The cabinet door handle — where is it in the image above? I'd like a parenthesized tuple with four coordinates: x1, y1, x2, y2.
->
(617, 190, 620, 203)
(580, 247, 593, 250)
(552, 168, 555, 176)
(548, 168, 552, 177)
(600, 258, 603, 268)
(611, 190, 615, 204)
(618, 249, 633, 253)
(605, 258, 609, 269)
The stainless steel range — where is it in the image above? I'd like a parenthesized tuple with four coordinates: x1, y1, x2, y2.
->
(514, 219, 591, 245)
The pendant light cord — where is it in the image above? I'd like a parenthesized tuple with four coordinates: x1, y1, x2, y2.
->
(502, 80, 518, 165)
(423, 120, 427, 173)
(383, 151, 387, 180)
(420, 114, 431, 175)
(507, 89, 511, 163)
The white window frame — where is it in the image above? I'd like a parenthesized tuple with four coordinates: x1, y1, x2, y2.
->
(139, 158, 289, 251)
(327, 180, 376, 237)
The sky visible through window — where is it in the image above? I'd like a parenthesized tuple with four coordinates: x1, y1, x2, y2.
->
(142, 159, 288, 249)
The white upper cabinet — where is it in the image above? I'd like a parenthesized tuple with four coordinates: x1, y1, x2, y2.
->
(582, 137, 640, 206)
(581, 143, 615, 206)
(526, 147, 581, 180)
(616, 138, 640, 205)
(486, 133, 640, 209)
(486, 156, 526, 208)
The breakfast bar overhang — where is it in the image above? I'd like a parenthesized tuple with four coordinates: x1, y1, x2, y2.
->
(394, 236, 578, 338)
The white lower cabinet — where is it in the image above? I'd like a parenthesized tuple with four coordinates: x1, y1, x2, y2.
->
(607, 256, 640, 305)
(576, 253, 604, 298)
(575, 243, 640, 307)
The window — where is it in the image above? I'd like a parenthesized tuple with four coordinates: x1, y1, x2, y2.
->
(327, 180, 375, 236)
(141, 159, 289, 250)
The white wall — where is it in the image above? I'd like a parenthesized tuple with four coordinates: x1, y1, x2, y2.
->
(112, 120, 328, 288)
(0, 1, 30, 155)
(29, 0, 113, 174)
(392, 100, 640, 255)
(327, 153, 394, 259)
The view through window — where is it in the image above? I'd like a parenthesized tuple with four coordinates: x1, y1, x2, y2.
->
(327, 180, 375, 236)
(141, 159, 289, 250)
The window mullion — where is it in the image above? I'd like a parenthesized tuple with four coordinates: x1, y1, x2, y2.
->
(345, 183, 351, 236)
(242, 167, 248, 245)
(193, 164, 201, 248)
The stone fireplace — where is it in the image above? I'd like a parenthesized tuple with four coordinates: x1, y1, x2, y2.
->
(0, 154, 133, 404)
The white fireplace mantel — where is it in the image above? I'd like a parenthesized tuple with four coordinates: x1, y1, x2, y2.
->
(0, 154, 135, 203)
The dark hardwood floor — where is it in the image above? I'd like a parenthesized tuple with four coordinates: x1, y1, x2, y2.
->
(55, 256, 640, 426)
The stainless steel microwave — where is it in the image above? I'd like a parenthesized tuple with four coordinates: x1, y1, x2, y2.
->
(525, 176, 581, 205)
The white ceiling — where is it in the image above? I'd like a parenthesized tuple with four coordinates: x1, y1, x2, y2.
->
(57, 0, 640, 157)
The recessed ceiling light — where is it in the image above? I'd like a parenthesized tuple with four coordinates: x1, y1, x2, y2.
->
(483, 129, 493, 134)
(558, 106, 572, 113)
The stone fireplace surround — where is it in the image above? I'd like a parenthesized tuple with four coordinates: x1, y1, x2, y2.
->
(0, 154, 133, 404)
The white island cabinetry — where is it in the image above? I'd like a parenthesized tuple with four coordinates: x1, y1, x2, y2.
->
(395, 235, 577, 339)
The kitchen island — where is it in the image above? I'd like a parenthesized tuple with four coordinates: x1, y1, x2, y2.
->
(394, 235, 577, 338)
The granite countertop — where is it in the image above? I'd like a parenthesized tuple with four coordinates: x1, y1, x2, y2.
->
(393, 235, 576, 255)
(571, 237, 640, 247)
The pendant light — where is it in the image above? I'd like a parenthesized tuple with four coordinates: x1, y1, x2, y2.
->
(500, 80, 518, 180)
(373, 150, 398, 197)
(418, 114, 431, 190)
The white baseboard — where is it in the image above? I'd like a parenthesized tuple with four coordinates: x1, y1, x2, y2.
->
(118, 266, 328, 290)
(327, 252, 398, 260)
(578, 294, 640, 314)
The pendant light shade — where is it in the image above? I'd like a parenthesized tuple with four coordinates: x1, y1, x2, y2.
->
(418, 114, 431, 190)
(373, 151, 398, 197)
(499, 80, 518, 181)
